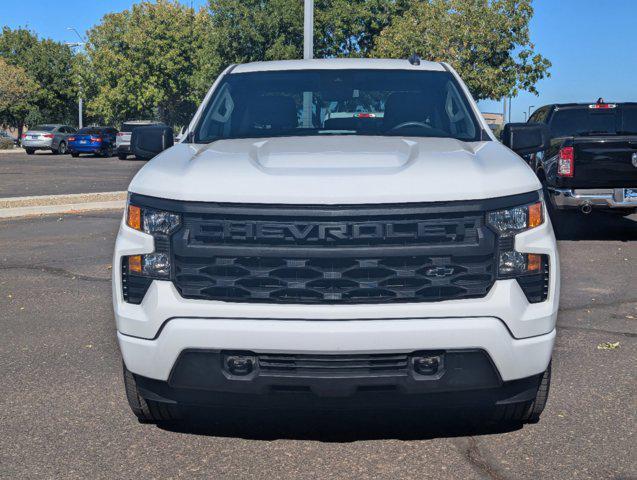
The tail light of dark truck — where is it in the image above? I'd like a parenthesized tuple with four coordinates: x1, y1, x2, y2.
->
(558, 146, 574, 177)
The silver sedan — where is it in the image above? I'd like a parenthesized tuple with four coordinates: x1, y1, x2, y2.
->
(22, 124, 77, 155)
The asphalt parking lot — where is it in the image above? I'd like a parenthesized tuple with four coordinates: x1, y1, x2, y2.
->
(0, 150, 145, 197)
(0, 152, 635, 479)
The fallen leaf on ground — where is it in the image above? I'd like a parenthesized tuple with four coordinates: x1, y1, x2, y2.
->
(597, 342, 620, 350)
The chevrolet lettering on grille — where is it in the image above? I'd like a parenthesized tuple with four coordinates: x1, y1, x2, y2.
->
(197, 220, 465, 243)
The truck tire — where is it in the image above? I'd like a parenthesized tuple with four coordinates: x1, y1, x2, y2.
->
(492, 362, 551, 425)
(118, 153, 128, 160)
(25, 148, 35, 155)
(123, 364, 182, 423)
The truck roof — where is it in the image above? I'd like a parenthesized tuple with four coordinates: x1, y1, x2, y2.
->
(231, 58, 447, 74)
(539, 102, 637, 109)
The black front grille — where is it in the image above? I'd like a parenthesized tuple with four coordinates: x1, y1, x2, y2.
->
(169, 202, 498, 304)
(174, 254, 494, 303)
(258, 353, 410, 376)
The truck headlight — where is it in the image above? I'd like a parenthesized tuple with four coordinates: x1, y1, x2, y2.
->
(126, 204, 180, 235)
(487, 200, 543, 237)
(125, 202, 180, 278)
(488, 193, 549, 303)
(122, 201, 181, 303)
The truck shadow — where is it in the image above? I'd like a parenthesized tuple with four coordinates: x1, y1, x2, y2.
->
(550, 211, 637, 241)
(156, 407, 522, 441)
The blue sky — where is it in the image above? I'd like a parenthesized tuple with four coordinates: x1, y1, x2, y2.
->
(2, 0, 635, 121)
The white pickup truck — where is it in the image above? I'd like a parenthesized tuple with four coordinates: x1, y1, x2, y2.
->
(113, 58, 559, 425)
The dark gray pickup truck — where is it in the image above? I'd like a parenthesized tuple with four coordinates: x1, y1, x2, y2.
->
(527, 101, 637, 215)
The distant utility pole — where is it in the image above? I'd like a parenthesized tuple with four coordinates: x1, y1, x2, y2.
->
(502, 98, 507, 126)
(302, 0, 314, 127)
(66, 27, 86, 129)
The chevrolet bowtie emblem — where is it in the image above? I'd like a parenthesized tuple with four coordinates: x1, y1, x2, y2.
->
(425, 266, 455, 278)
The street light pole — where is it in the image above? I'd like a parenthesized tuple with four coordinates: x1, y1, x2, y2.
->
(302, 0, 314, 128)
(78, 94, 83, 129)
(528, 105, 535, 120)
(66, 28, 86, 129)
(303, 0, 313, 60)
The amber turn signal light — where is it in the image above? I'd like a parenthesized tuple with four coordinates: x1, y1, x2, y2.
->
(527, 253, 542, 272)
(127, 205, 142, 231)
(128, 255, 143, 274)
(528, 202, 543, 228)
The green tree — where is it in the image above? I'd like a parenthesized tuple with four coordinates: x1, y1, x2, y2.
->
(373, 0, 551, 100)
(0, 58, 40, 137)
(0, 27, 76, 125)
(200, 0, 408, 71)
(314, 0, 410, 57)
(84, 0, 205, 126)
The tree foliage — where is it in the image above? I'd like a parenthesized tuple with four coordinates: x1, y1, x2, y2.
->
(200, 0, 407, 66)
(0, 27, 76, 125)
(50, 0, 550, 127)
(0, 58, 39, 130)
(373, 0, 551, 100)
(84, 0, 205, 126)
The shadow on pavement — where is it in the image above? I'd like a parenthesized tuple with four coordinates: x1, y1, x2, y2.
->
(156, 407, 522, 442)
(550, 210, 637, 241)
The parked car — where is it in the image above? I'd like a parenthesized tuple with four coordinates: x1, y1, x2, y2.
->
(115, 58, 558, 425)
(21, 124, 77, 155)
(116, 120, 164, 160)
(524, 100, 637, 215)
(68, 126, 118, 157)
(0, 130, 18, 147)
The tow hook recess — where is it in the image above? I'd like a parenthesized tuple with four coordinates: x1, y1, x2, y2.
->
(412, 354, 443, 376)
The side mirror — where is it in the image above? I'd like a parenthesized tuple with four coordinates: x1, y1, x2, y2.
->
(501, 123, 550, 156)
(131, 125, 174, 160)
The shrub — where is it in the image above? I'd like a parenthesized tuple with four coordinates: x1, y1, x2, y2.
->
(0, 137, 15, 150)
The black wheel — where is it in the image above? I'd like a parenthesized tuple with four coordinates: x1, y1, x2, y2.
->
(102, 145, 114, 157)
(25, 148, 35, 155)
(71, 152, 80, 158)
(118, 153, 128, 160)
(53, 141, 67, 155)
(492, 362, 551, 425)
(123, 364, 182, 423)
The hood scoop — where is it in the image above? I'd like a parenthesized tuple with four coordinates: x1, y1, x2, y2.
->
(250, 137, 418, 172)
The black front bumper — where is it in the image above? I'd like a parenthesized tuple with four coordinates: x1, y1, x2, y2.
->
(134, 349, 543, 410)
(117, 145, 131, 155)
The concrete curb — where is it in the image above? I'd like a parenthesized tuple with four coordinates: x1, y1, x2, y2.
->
(0, 191, 127, 219)
(0, 148, 25, 154)
(0, 200, 126, 219)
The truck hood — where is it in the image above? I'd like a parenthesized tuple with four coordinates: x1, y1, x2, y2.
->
(128, 136, 540, 204)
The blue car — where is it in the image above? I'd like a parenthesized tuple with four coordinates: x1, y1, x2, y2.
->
(68, 126, 118, 157)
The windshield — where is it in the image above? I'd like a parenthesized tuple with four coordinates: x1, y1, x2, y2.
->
(121, 122, 160, 132)
(195, 69, 481, 143)
(78, 127, 104, 134)
(550, 105, 637, 136)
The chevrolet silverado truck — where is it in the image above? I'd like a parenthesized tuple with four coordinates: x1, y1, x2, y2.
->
(113, 58, 559, 425)
(525, 101, 637, 215)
